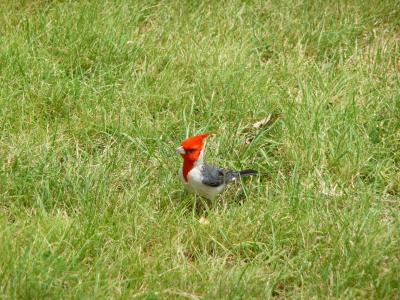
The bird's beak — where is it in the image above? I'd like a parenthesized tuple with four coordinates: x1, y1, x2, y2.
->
(176, 146, 185, 155)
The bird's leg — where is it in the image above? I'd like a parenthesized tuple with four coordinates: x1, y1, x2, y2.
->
(191, 195, 198, 219)
(198, 196, 211, 225)
(191, 195, 211, 222)
(200, 197, 211, 215)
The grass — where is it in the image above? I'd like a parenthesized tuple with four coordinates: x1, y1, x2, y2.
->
(0, 0, 399, 298)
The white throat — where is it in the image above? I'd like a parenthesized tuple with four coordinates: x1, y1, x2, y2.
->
(194, 147, 205, 167)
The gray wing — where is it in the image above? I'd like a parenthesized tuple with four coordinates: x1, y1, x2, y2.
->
(201, 164, 227, 187)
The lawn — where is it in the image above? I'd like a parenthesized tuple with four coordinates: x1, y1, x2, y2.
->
(0, 0, 399, 299)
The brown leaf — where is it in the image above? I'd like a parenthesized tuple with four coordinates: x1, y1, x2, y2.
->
(199, 216, 209, 225)
(252, 113, 279, 129)
(245, 137, 253, 145)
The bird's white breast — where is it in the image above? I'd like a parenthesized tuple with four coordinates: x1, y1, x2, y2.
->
(179, 165, 225, 200)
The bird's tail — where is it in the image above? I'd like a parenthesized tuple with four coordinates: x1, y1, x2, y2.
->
(238, 169, 257, 177)
(226, 169, 257, 183)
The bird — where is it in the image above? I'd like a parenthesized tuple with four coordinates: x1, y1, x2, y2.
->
(176, 133, 257, 201)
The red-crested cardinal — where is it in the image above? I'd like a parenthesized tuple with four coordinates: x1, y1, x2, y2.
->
(176, 133, 257, 200)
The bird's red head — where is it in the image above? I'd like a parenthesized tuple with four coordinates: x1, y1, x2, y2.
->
(176, 133, 209, 162)
(177, 133, 209, 182)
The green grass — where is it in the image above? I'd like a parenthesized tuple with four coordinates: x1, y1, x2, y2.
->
(0, 0, 399, 298)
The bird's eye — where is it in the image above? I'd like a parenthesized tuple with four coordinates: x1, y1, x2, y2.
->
(186, 149, 195, 154)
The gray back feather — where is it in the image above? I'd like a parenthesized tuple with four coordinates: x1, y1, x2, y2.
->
(201, 164, 247, 187)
